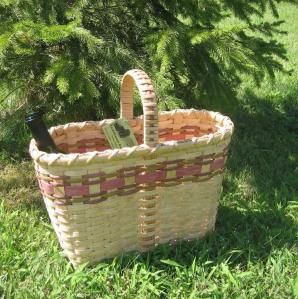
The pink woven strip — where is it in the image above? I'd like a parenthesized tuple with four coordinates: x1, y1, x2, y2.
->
(100, 177, 125, 191)
(39, 180, 54, 194)
(136, 137, 143, 144)
(76, 147, 87, 153)
(37, 149, 228, 203)
(136, 170, 166, 184)
(159, 128, 172, 133)
(65, 185, 89, 196)
(77, 138, 106, 145)
(164, 134, 185, 141)
(211, 158, 225, 171)
(177, 165, 202, 177)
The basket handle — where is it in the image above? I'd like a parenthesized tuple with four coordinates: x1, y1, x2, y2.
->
(120, 69, 158, 147)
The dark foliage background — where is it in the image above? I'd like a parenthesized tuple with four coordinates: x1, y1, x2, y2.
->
(0, 0, 296, 157)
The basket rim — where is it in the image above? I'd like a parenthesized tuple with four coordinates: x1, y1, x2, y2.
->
(29, 109, 234, 167)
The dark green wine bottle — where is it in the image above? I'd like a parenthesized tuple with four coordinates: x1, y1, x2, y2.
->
(25, 110, 65, 154)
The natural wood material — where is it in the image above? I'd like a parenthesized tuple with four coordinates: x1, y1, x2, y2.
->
(29, 69, 234, 267)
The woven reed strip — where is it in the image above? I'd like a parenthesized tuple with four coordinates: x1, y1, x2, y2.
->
(34, 145, 227, 205)
(29, 109, 233, 167)
(29, 69, 234, 267)
(44, 175, 223, 266)
(35, 149, 227, 183)
(121, 69, 158, 147)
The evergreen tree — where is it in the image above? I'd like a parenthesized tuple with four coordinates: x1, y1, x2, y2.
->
(0, 0, 296, 156)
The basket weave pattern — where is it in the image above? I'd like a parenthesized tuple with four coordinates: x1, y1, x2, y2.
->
(29, 69, 234, 266)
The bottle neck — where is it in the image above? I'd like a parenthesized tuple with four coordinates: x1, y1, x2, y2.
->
(25, 112, 61, 153)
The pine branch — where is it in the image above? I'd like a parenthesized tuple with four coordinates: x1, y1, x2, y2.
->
(0, 85, 24, 105)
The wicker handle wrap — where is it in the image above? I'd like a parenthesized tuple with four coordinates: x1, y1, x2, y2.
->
(120, 69, 158, 147)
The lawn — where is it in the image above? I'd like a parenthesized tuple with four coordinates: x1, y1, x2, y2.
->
(1, 3, 298, 298)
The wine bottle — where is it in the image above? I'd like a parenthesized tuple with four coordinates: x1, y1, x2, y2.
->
(25, 110, 65, 153)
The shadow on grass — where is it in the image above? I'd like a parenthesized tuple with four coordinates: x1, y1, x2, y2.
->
(111, 201, 296, 272)
(226, 87, 298, 198)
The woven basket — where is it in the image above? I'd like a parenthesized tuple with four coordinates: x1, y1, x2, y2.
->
(29, 69, 234, 267)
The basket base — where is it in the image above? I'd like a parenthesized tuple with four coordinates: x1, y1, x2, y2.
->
(44, 174, 223, 267)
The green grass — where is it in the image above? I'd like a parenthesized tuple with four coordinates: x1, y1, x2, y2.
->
(1, 3, 298, 298)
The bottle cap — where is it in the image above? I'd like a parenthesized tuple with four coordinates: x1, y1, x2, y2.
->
(25, 109, 44, 123)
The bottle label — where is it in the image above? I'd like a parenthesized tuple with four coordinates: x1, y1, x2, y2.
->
(102, 118, 138, 149)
